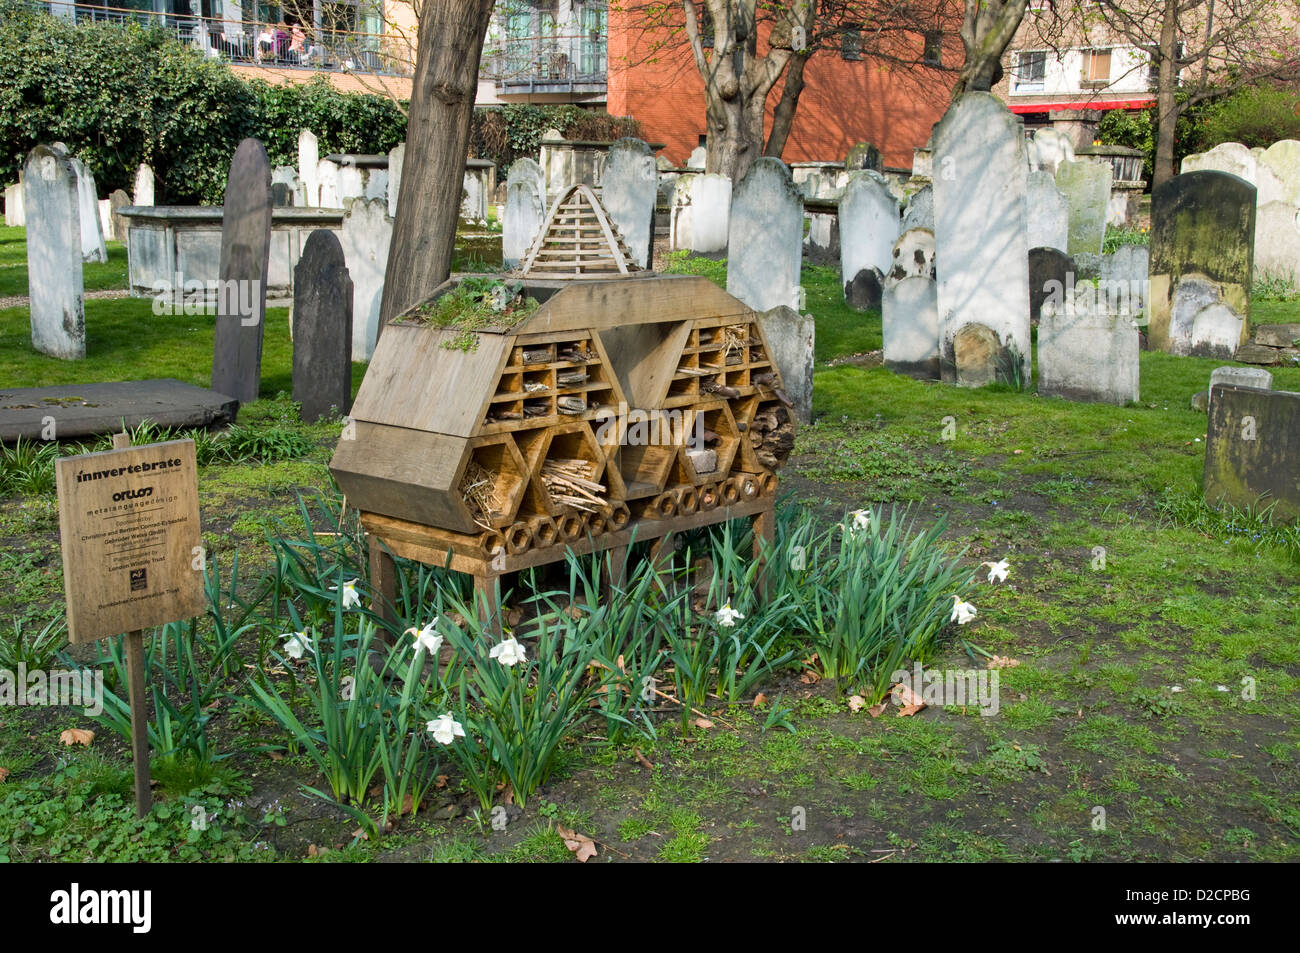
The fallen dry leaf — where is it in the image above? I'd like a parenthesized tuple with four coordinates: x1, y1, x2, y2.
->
(867, 703, 888, 718)
(307, 844, 329, 858)
(897, 704, 924, 717)
(434, 774, 449, 789)
(752, 692, 768, 708)
(59, 728, 94, 747)
(847, 694, 866, 712)
(268, 750, 284, 761)
(891, 682, 925, 708)
(351, 827, 369, 841)
(799, 671, 821, 685)
(633, 748, 654, 771)
(691, 717, 714, 729)
(987, 655, 1020, 670)
(0, 767, 10, 783)
(557, 824, 597, 862)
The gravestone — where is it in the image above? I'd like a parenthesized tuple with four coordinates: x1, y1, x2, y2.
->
(1209, 365, 1272, 414)
(844, 269, 884, 311)
(1254, 201, 1300, 285)
(364, 169, 388, 203)
(672, 173, 730, 253)
(4, 182, 23, 227)
(1148, 170, 1255, 354)
(133, 163, 155, 206)
(758, 305, 815, 423)
(1204, 385, 1300, 521)
(933, 93, 1032, 385)
(669, 174, 697, 250)
(1261, 140, 1300, 206)
(887, 227, 935, 284)
(211, 138, 273, 405)
(882, 275, 939, 380)
(272, 166, 301, 206)
(108, 189, 130, 241)
(387, 142, 405, 217)
(70, 157, 107, 263)
(845, 142, 882, 173)
(901, 184, 933, 231)
(602, 138, 657, 269)
(1055, 159, 1111, 256)
(839, 171, 900, 311)
(1028, 247, 1075, 324)
(1026, 170, 1069, 252)
(952, 323, 1003, 387)
(338, 165, 366, 206)
(1038, 280, 1140, 405)
(1190, 303, 1245, 358)
(1028, 128, 1075, 175)
(299, 129, 319, 206)
(726, 158, 802, 313)
(271, 182, 292, 207)
(686, 146, 706, 170)
(503, 158, 546, 268)
(23, 145, 85, 359)
(340, 197, 393, 361)
(317, 159, 340, 208)
(1100, 243, 1149, 290)
(460, 170, 485, 223)
(292, 230, 354, 423)
(1181, 142, 1256, 184)
(98, 199, 112, 246)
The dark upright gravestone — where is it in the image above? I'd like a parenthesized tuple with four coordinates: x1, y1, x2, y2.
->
(108, 189, 131, 242)
(845, 142, 882, 173)
(271, 182, 293, 207)
(1147, 170, 1255, 355)
(211, 138, 273, 405)
(1204, 384, 1300, 522)
(1028, 247, 1075, 325)
(292, 230, 354, 423)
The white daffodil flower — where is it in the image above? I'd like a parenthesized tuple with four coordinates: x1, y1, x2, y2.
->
(282, 631, 314, 659)
(329, 578, 362, 610)
(715, 603, 745, 628)
(950, 596, 977, 626)
(848, 509, 872, 533)
(489, 636, 527, 667)
(406, 621, 442, 655)
(982, 559, 1010, 584)
(426, 713, 465, 745)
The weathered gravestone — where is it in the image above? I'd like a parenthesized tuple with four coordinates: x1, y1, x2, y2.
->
(933, 92, 1032, 385)
(6, 182, 25, 226)
(887, 227, 935, 283)
(69, 156, 107, 263)
(1255, 201, 1300, 285)
(338, 165, 366, 207)
(503, 158, 546, 268)
(1148, 170, 1255, 355)
(602, 138, 657, 269)
(692, 173, 731, 253)
(901, 184, 932, 231)
(1028, 247, 1075, 324)
(726, 158, 803, 313)
(1261, 140, 1300, 206)
(317, 158, 340, 208)
(108, 189, 130, 242)
(211, 138, 273, 405)
(1026, 170, 1069, 252)
(24, 145, 85, 359)
(340, 197, 393, 362)
(686, 146, 707, 171)
(272, 166, 300, 207)
(1204, 385, 1300, 521)
(882, 275, 939, 380)
(271, 182, 292, 207)
(758, 305, 815, 423)
(845, 142, 882, 173)
(1209, 365, 1272, 412)
(298, 129, 319, 206)
(840, 171, 900, 311)
(292, 230, 354, 423)
(1055, 159, 1111, 257)
(1028, 129, 1075, 175)
(133, 163, 154, 206)
(1037, 280, 1140, 405)
(387, 142, 405, 217)
(364, 169, 388, 203)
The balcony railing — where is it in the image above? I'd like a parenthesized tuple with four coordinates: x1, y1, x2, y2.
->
(486, 32, 607, 89)
(44, 2, 412, 77)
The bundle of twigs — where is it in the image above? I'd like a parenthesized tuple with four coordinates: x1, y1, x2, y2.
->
(460, 460, 502, 530)
(542, 458, 606, 513)
(722, 323, 750, 360)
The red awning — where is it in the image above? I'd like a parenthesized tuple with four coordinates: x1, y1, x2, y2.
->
(1009, 98, 1154, 114)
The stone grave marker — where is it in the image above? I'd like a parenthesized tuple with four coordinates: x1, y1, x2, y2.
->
(4, 181, 24, 227)
(133, 163, 154, 206)
(692, 173, 731, 253)
(933, 92, 1032, 385)
(758, 305, 815, 423)
(340, 197, 393, 361)
(1055, 159, 1111, 257)
(840, 171, 900, 311)
(70, 156, 107, 263)
(901, 184, 932, 231)
(292, 230, 354, 423)
(299, 129, 319, 206)
(726, 158, 802, 313)
(1028, 247, 1075, 324)
(108, 188, 130, 241)
(1038, 279, 1140, 405)
(211, 138, 273, 405)
(1029, 128, 1075, 175)
(882, 275, 939, 380)
(1026, 170, 1069, 252)
(1204, 385, 1300, 521)
(271, 182, 292, 207)
(317, 158, 340, 208)
(1254, 201, 1300, 285)
(887, 227, 935, 284)
(602, 138, 657, 269)
(23, 145, 85, 359)
(845, 142, 882, 173)
(387, 142, 405, 217)
(686, 146, 706, 170)
(503, 158, 546, 268)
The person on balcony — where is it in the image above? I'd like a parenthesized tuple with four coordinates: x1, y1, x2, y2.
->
(255, 24, 275, 62)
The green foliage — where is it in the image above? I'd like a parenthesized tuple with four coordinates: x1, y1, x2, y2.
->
(0, 615, 67, 669)
(470, 104, 642, 171)
(1096, 99, 1208, 184)
(1197, 85, 1300, 151)
(0, 2, 404, 203)
(1103, 226, 1150, 254)
(408, 277, 539, 343)
(0, 437, 59, 496)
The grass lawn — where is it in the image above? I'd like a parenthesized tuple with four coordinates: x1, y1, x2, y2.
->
(1, 232, 1298, 863)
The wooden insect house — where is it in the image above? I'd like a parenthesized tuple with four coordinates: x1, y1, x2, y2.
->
(330, 185, 796, 622)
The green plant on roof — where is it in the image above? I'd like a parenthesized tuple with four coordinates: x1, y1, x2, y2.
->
(407, 277, 541, 353)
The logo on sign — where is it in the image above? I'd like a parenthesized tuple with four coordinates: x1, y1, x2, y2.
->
(130, 568, 148, 592)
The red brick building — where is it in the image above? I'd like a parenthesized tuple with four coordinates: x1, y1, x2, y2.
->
(606, 7, 959, 169)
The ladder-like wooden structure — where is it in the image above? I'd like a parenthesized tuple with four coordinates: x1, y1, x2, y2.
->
(518, 184, 642, 280)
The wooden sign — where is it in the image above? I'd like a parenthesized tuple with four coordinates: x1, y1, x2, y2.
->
(55, 438, 204, 644)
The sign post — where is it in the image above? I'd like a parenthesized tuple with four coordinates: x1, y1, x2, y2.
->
(55, 435, 205, 818)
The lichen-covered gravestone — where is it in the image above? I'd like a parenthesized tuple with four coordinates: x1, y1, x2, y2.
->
(882, 275, 939, 380)
(602, 138, 657, 269)
(24, 145, 84, 359)
(292, 230, 354, 423)
(1148, 170, 1255, 355)
(1055, 159, 1111, 257)
(902, 184, 932, 231)
(1029, 129, 1075, 175)
(933, 92, 1031, 385)
(839, 171, 900, 312)
(1204, 385, 1300, 521)
(759, 305, 814, 423)
(726, 158, 803, 313)
(1026, 170, 1069, 253)
(340, 197, 393, 362)
(211, 138, 273, 405)
(503, 158, 546, 268)
(1037, 280, 1140, 405)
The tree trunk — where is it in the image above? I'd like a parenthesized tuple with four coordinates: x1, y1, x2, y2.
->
(764, 50, 808, 158)
(377, 0, 496, 331)
(953, 0, 1027, 98)
(1152, 0, 1180, 188)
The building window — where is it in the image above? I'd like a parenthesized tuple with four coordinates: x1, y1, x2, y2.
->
(1015, 50, 1046, 90)
(578, 5, 606, 77)
(841, 25, 862, 61)
(923, 31, 942, 67)
(1081, 48, 1112, 86)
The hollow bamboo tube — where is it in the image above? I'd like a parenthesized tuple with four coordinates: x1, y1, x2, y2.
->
(738, 475, 760, 501)
(558, 512, 584, 541)
(477, 530, 507, 558)
(586, 511, 608, 536)
(758, 472, 778, 496)
(608, 502, 631, 530)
